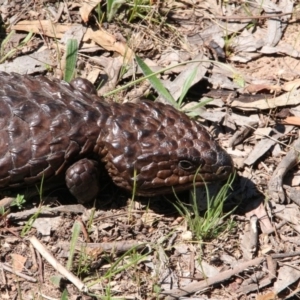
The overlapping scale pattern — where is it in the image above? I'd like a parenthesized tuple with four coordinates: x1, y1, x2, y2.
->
(0, 72, 233, 200)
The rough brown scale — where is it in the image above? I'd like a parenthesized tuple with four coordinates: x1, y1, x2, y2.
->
(0, 72, 233, 203)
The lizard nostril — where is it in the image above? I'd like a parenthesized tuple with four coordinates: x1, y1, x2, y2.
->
(216, 166, 233, 176)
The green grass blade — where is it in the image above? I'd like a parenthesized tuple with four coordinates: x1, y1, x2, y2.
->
(184, 98, 214, 117)
(0, 31, 34, 64)
(172, 171, 236, 241)
(107, 0, 126, 22)
(177, 66, 198, 107)
(135, 55, 177, 106)
(61, 289, 68, 300)
(64, 39, 78, 82)
(67, 221, 81, 270)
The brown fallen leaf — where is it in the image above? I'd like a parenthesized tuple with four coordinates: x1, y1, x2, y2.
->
(244, 83, 281, 94)
(232, 88, 300, 110)
(282, 116, 300, 126)
(79, 0, 101, 22)
(256, 291, 277, 300)
(12, 20, 134, 62)
(282, 78, 300, 92)
(11, 253, 26, 272)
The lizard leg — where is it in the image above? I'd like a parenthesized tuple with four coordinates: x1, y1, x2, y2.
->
(65, 158, 99, 203)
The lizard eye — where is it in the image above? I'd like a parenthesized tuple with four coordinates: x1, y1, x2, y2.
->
(178, 160, 196, 171)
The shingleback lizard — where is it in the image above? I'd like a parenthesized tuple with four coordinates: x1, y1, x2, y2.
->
(0, 72, 233, 203)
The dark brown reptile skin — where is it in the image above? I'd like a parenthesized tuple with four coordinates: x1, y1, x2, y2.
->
(0, 72, 233, 202)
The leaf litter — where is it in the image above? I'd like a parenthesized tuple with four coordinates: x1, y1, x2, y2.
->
(1, 0, 300, 299)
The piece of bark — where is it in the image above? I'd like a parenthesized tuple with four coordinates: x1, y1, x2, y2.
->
(240, 215, 259, 259)
(268, 136, 300, 203)
(232, 89, 300, 110)
(8, 204, 86, 222)
(284, 185, 300, 206)
(237, 277, 273, 294)
(244, 125, 292, 166)
(229, 122, 257, 147)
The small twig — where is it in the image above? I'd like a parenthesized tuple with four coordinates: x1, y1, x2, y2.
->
(29, 236, 88, 293)
(285, 286, 300, 299)
(249, 215, 259, 254)
(38, 293, 59, 300)
(266, 256, 277, 280)
(214, 12, 292, 20)
(163, 251, 300, 298)
(36, 247, 44, 283)
(271, 251, 300, 259)
(0, 262, 37, 283)
(29, 243, 38, 272)
(78, 240, 145, 254)
(77, 217, 90, 243)
(0, 263, 7, 285)
(163, 257, 265, 299)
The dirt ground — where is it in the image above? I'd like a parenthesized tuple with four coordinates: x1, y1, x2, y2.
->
(1, 0, 300, 299)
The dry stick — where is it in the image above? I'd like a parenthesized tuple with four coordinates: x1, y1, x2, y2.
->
(164, 251, 300, 298)
(0, 265, 6, 284)
(36, 246, 44, 283)
(214, 12, 292, 20)
(163, 257, 265, 299)
(29, 236, 88, 293)
(0, 262, 37, 283)
(77, 217, 90, 243)
(271, 251, 300, 259)
(38, 293, 60, 300)
(79, 241, 145, 254)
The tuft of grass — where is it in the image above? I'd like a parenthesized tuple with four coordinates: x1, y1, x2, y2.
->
(87, 246, 149, 289)
(173, 172, 236, 242)
(105, 0, 151, 23)
(76, 246, 93, 276)
(0, 30, 34, 63)
(127, 0, 152, 23)
(107, 0, 126, 22)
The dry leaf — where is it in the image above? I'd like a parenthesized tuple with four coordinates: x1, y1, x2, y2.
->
(282, 116, 300, 126)
(79, 0, 101, 22)
(232, 89, 300, 110)
(273, 265, 300, 294)
(256, 291, 277, 300)
(244, 84, 281, 94)
(11, 253, 26, 272)
(282, 78, 300, 91)
(12, 20, 134, 62)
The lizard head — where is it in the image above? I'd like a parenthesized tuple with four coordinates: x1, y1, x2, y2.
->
(101, 101, 234, 196)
